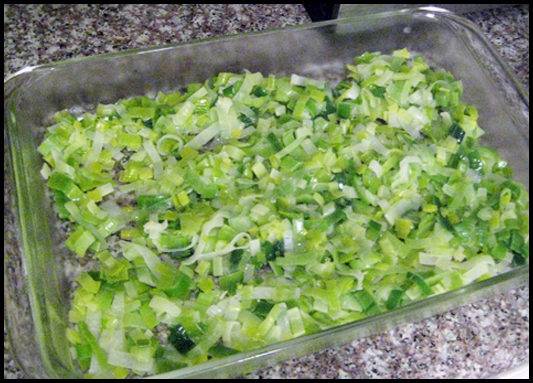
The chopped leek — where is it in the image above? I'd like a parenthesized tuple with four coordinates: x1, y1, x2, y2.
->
(39, 49, 529, 378)
(168, 324, 196, 355)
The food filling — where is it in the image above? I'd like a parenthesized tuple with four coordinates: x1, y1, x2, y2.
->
(38, 49, 529, 378)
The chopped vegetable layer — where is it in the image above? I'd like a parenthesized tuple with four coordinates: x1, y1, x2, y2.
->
(40, 49, 529, 378)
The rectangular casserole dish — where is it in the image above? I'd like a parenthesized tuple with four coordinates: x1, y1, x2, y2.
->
(4, 7, 529, 379)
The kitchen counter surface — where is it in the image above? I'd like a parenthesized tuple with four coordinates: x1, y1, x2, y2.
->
(4, 4, 529, 379)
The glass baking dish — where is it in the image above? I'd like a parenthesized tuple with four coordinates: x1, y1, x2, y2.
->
(4, 7, 529, 379)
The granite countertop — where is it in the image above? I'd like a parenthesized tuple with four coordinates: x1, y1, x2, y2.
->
(4, 4, 529, 379)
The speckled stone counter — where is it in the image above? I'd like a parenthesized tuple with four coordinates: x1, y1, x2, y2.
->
(4, 4, 529, 379)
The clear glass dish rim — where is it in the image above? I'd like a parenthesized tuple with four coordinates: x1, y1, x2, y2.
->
(4, 6, 529, 379)
(3, 6, 530, 107)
